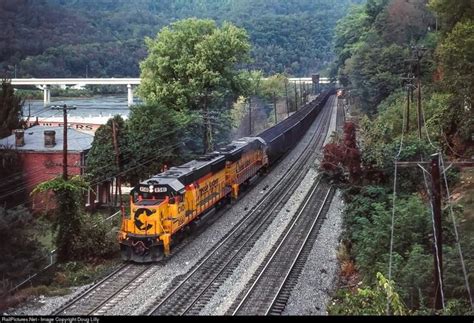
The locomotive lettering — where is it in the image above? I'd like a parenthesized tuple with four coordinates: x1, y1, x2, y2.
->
(199, 178, 219, 196)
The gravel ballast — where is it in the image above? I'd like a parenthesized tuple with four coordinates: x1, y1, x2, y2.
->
(5, 284, 92, 316)
(6, 96, 339, 316)
(282, 190, 344, 315)
(199, 168, 320, 315)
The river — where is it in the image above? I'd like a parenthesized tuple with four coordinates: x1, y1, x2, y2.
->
(22, 95, 138, 119)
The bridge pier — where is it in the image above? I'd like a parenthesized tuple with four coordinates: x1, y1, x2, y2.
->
(127, 84, 134, 106)
(43, 85, 51, 106)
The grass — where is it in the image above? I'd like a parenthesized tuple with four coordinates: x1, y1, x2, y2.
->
(1, 258, 122, 312)
(53, 258, 122, 287)
(1, 209, 123, 312)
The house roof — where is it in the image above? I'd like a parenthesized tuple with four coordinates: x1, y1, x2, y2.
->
(0, 126, 93, 152)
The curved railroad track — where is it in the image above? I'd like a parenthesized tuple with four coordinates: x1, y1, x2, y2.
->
(229, 182, 334, 315)
(53, 263, 156, 315)
(146, 95, 336, 316)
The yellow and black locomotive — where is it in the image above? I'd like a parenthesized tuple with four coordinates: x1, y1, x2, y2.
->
(119, 137, 268, 262)
(118, 89, 334, 262)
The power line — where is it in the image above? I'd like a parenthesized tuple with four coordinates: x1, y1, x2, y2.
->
(420, 157, 445, 310)
(439, 154, 474, 310)
(387, 90, 406, 314)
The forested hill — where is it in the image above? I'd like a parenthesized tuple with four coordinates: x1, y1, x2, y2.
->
(0, 0, 363, 78)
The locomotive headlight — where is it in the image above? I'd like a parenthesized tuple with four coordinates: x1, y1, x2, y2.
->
(149, 185, 154, 192)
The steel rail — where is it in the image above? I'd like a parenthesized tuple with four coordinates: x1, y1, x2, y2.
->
(147, 95, 335, 316)
(231, 186, 333, 315)
(53, 263, 152, 315)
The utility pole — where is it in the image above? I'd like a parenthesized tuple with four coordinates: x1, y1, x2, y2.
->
(248, 97, 252, 136)
(395, 155, 455, 311)
(273, 91, 277, 125)
(401, 74, 415, 134)
(52, 104, 76, 180)
(430, 153, 443, 310)
(285, 81, 290, 117)
(112, 120, 123, 210)
(294, 82, 298, 111)
(299, 80, 303, 106)
(412, 46, 426, 139)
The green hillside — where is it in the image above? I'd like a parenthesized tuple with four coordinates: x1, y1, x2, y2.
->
(0, 0, 363, 77)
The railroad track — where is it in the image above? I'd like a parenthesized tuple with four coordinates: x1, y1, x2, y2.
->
(53, 263, 157, 315)
(146, 95, 336, 316)
(229, 182, 334, 315)
(336, 99, 346, 129)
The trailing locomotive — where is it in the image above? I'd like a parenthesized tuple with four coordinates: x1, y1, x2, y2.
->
(118, 88, 334, 262)
(119, 137, 268, 262)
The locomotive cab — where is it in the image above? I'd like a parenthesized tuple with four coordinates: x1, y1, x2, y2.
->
(119, 179, 185, 262)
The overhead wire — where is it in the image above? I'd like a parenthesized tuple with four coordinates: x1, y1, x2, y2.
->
(7, 141, 182, 210)
(439, 154, 474, 310)
(420, 158, 446, 310)
(3, 126, 183, 209)
(387, 92, 406, 314)
(421, 96, 472, 309)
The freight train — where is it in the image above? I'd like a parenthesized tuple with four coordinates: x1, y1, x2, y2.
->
(118, 89, 334, 262)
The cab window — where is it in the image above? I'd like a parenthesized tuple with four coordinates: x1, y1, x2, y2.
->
(133, 191, 169, 205)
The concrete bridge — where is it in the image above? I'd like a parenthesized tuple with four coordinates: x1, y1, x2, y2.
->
(11, 77, 330, 106)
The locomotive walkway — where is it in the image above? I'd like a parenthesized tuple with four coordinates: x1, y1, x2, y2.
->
(48, 93, 340, 316)
(146, 95, 336, 316)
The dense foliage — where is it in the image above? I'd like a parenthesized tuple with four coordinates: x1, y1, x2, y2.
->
(0, 0, 363, 78)
(32, 176, 115, 262)
(140, 18, 251, 153)
(326, 0, 474, 315)
(0, 79, 24, 138)
(0, 206, 46, 293)
(0, 146, 26, 208)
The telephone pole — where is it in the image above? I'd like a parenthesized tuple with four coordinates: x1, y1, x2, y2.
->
(112, 120, 123, 210)
(430, 153, 444, 310)
(273, 92, 277, 125)
(294, 82, 298, 111)
(401, 74, 415, 134)
(396, 155, 457, 310)
(285, 81, 290, 117)
(412, 46, 427, 139)
(299, 80, 303, 106)
(248, 97, 252, 136)
(51, 104, 77, 180)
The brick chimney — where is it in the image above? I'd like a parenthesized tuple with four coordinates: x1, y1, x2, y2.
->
(14, 129, 25, 147)
(44, 130, 56, 148)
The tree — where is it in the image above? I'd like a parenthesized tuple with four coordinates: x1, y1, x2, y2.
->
(32, 176, 89, 262)
(86, 115, 128, 185)
(320, 121, 361, 183)
(0, 146, 25, 208)
(125, 104, 187, 184)
(329, 272, 407, 315)
(436, 20, 474, 106)
(139, 18, 251, 153)
(0, 206, 46, 291)
(429, 0, 474, 32)
(0, 78, 24, 138)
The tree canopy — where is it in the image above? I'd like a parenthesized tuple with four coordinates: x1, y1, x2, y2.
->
(0, 79, 24, 138)
(140, 18, 251, 153)
(1, 0, 363, 78)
